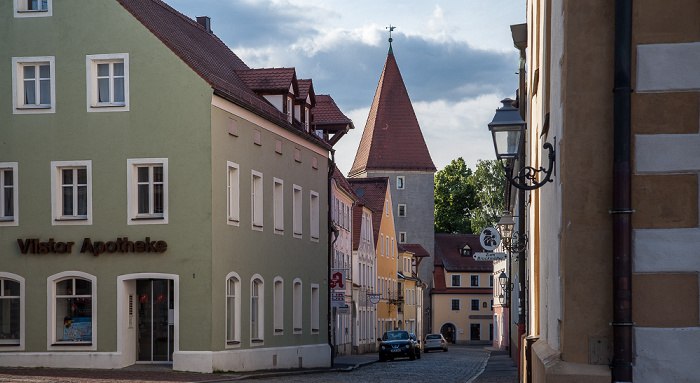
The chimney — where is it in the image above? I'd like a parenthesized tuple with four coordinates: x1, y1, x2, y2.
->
(196, 16, 211, 33)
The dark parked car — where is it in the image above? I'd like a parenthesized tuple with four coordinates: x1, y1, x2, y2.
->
(409, 332, 421, 359)
(378, 330, 417, 361)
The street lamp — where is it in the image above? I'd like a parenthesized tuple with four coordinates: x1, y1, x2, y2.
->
(497, 211, 527, 252)
(498, 272, 508, 305)
(488, 98, 556, 190)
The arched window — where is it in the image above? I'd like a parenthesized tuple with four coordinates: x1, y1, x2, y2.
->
(293, 279, 302, 333)
(0, 274, 23, 346)
(225, 273, 240, 346)
(48, 271, 96, 349)
(273, 277, 283, 333)
(250, 276, 264, 343)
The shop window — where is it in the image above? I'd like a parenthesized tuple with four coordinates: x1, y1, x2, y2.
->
(127, 159, 167, 224)
(250, 276, 264, 344)
(274, 179, 284, 233)
(0, 163, 18, 226)
(274, 278, 283, 333)
(311, 284, 319, 333)
(12, 56, 55, 114)
(49, 272, 96, 350)
(51, 161, 92, 225)
(86, 53, 129, 112)
(251, 171, 263, 230)
(225, 273, 240, 346)
(293, 279, 302, 333)
(0, 274, 23, 347)
(227, 162, 239, 225)
(14, 0, 52, 17)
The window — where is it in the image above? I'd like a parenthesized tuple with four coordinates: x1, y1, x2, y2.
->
(451, 299, 460, 311)
(489, 275, 494, 287)
(49, 272, 96, 349)
(451, 275, 461, 287)
(293, 185, 302, 237)
(380, 235, 384, 256)
(310, 191, 319, 240)
(14, 0, 52, 17)
(0, 274, 23, 347)
(397, 204, 406, 217)
(51, 161, 92, 225)
(274, 278, 283, 333)
(274, 178, 284, 233)
(396, 176, 405, 189)
(251, 171, 263, 229)
(471, 299, 480, 311)
(311, 284, 319, 333)
(225, 273, 240, 346)
(470, 275, 479, 287)
(286, 96, 293, 123)
(293, 279, 302, 333)
(12, 57, 55, 114)
(250, 276, 264, 343)
(0, 163, 18, 226)
(385, 200, 389, 216)
(86, 54, 129, 112)
(127, 159, 167, 224)
(398, 232, 406, 244)
(227, 162, 240, 225)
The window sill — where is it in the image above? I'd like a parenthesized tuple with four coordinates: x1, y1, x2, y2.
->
(17, 10, 49, 13)
(55, 216, 88, 221)
(274, 329, 284, 334)
(17, 105, 51, 110)
(132, 216, 165, 221)
(52, 342, 92, 346)
(0, 342, 21, 346)
(293, 328, 302, 332)
(226, 340, 241, 345)
(251, 339, 264, 344)
(0, 217, 15, 222)
(91, 103, 126, 108)
(274, 229, 284, 235)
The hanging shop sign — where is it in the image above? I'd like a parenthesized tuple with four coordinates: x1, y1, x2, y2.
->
(16, 237, 168, 256)
(473, 252, 507, 261)
(330, 268, 347, 290)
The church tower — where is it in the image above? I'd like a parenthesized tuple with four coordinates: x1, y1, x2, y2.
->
(349, 34, 437, 335)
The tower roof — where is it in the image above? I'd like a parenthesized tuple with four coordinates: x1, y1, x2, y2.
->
(349, 48, 436, 176)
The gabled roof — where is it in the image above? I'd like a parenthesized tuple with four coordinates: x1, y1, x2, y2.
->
(297, 79, 315, 106)
(347, 177, 390, 246)
(116, 0, 330, 150)
(398, 243, 430, 258)
(349, 48, 436, 176)
(235, 68, 298, 95)
(332, 167, 360, 202)
(314, 94, 355, 146)
(434, 233, 491, 272)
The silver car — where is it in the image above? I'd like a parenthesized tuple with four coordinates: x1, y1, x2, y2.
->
(423, 333, 448, 352)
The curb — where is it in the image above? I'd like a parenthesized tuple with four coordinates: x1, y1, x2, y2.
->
(196, 359, 378, 381)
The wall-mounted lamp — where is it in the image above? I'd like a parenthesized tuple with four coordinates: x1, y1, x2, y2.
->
(488, 98, 556, 190)
(497, 211, 527, 252)
(498, 272, 508, 305)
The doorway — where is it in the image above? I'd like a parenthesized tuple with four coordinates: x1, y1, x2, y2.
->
(470, 323, 481, 341)
(441, 323, 456, 344)
(137, 279, 174, 362)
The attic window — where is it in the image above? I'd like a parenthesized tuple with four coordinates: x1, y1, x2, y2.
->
(254, 130, 261, 146)
(228, 118, 238, 136)
(275, 140, 282, 154)
(312, 156, 318, 170)
(294, 148, 301, 163)
(460, 244, 471, 257)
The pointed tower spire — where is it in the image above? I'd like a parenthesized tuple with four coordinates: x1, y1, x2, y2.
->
(387, 25, 395, 55)
(349, 38, 436, 177)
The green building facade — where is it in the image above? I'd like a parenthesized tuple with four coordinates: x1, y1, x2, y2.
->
(0, 0, 330, 372)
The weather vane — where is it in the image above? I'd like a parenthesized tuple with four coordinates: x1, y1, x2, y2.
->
(386, 25, 396, 43)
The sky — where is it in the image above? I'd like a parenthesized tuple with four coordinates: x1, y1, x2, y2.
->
(166, 0, 526, 175)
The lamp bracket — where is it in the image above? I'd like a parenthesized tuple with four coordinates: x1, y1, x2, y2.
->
(500, 142, 555, 190)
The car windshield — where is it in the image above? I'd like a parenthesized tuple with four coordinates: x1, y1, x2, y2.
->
(427, 334, 442, 339)
(385, 331, 409, 340)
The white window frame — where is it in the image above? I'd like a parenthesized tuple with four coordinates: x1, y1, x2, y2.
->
(225, 272, 241, 347)
(127, 158, 168, 225)
(51, 161, 92, 225)
(14, 0, 52, 17)
(273, 178, 284, 234)
(227, 162, 240, 226)
(12, 56, 56, 114)
(397, 204, 407, 217)
(47, 271, 97, 351)
(0, 163, 19, 227)
(310, 284, 320, 333)
(396, 176, 405, 190)
(310, 190, 319, 241)
(86, 53, 129, 112)
(293, 185, 303, 238)
(398, 232, 406, 244)
(0, 273, 25, 350)
(293, 279, 303, 333)
(250, 275, 264, 345)
(273, 277, 284, 334)
(451, 299, 460, 311)
(251, 170, 263, 230)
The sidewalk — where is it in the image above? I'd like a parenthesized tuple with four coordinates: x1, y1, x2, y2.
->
(472, 347, 518, 383)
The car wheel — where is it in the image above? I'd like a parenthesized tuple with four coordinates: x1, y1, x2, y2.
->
(409, 351, 416, 361)
(443, 347, 448, 352)
(417, 350, 421, 359)
(379, 355, 386, 362)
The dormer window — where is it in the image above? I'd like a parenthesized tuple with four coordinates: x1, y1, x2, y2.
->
(460, 244, 472, 257)
(304, 108, 310, 132)
(286, 96, 293, 123)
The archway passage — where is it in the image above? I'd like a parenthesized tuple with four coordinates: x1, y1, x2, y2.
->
(440, 323, 456, 344)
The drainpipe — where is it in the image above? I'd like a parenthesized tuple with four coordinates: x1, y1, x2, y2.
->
(612, 0, 633, 382)
(328, 150, 337, 367)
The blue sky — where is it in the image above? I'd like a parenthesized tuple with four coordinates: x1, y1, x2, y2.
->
(165, 0, 526, 174)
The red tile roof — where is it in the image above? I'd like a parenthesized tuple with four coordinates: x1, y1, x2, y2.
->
(313, 95, 354, 129)
(351, 204, 365, 251)
(235, 68, 298, 94)
(332, 167, 360, 202)
(349, 50, 436, 176)
(397, 243, 430, 258)
(116, 0, 330, 150)
(434, 233, 492, 272)
(297, 79, 315, 106)
(347, 177, 390, 246)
